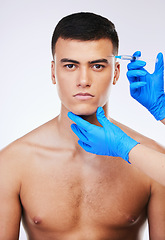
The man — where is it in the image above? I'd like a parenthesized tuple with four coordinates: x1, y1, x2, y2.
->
(0, 12, 165, 240)
(67, 50, 165, 186)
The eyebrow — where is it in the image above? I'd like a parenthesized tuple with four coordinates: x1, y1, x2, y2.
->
(60, 58, 79, 64)
(90, 59, 109, 64)
(60, 58, 109, 64)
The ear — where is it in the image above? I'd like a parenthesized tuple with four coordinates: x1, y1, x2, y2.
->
(113, 62, 120, 85)
(51, 61, 56, 84)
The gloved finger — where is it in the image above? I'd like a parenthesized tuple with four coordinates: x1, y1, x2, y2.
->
(127, 69, 147, 79)
(78, 140, 93, 153)
(154, 52, 164, 74)
(126, 75, 137, 84)
(133, 51, 141, 58)
(68, 112, 92, 131)
(96, 107, 110, 127)
(130, 82, 147, 91)
(127, 60, 146, 70)
(71, 124, 89, 143)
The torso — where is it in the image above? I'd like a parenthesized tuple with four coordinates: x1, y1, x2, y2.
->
(17, 118, 151, 240)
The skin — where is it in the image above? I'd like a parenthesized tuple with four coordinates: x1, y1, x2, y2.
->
(0, 38, 165, 240)
(161, 118, 165, 124)
(129, 144, 165, 186)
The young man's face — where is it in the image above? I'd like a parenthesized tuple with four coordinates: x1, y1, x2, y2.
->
(51, 37, 120, 115)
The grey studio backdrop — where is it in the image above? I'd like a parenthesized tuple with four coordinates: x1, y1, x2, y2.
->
(0, 0, 165, 239)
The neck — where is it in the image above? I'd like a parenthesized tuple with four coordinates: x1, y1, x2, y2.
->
(56, 104, 109, 154)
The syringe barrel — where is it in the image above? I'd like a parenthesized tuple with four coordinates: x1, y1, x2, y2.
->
(120, 55, 136, 60)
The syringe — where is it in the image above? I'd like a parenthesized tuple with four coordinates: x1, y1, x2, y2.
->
(115, 55, 138, 61)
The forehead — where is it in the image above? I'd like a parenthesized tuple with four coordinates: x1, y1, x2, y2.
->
(54, 38, 114, 61)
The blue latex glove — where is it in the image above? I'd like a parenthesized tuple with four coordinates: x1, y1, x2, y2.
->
(68, 107, 139, 163)
(126, 51, 165, 120)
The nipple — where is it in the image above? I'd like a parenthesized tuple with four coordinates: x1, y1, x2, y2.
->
(33, 216, 41, 225)
(128, 215, 137, 224)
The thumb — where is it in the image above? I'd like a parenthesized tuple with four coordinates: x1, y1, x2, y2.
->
(96, 107, 110, 127)
(133, 51, 141, 58)
(154, 52, 164, 74)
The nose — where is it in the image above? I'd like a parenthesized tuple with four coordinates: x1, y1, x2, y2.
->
(76, 67, 91, 88)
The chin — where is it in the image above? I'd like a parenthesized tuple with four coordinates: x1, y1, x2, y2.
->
(69, 105, 98, 116)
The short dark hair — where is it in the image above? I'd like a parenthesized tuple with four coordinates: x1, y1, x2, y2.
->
(51, 12, 119, 57)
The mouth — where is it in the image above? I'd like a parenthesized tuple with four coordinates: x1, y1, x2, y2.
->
(73, 92, 94, 100)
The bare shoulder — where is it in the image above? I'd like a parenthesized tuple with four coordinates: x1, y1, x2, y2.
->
(0, 136, 30, 201)
(111, 118, 165, 153)
(0, 136, 33, 184)
(0, 116, 59, 170)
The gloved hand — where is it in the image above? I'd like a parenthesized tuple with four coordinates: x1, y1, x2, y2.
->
(68, 107, 139, 163)
(126, 51, 165, 120)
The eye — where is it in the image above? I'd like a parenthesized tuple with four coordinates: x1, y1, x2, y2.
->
(92, 64, 105, 71)
(64, 64, 76, 70)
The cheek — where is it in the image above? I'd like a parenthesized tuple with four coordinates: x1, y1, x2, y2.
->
(95, 71, 114, 105)
(55, 70, 66, 99)
(55, 70, 74, 102)
(96, 70, 114, 93)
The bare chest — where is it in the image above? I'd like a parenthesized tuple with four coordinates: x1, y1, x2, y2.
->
(20, 152, 150, 237)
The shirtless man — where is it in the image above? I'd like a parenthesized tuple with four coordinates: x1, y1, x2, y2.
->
(0, 12, 165, 240)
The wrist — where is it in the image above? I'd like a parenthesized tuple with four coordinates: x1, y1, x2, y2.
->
(120, 135, 139, 164)
(128, 143, 141, 164)
(161, 118, 165, 125)
(149, 94, 165, 120)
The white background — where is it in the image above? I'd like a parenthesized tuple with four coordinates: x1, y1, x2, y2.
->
(0, 0, 165, 239)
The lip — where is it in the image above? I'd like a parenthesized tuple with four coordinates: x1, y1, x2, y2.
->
(73, 92, 94, 100)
